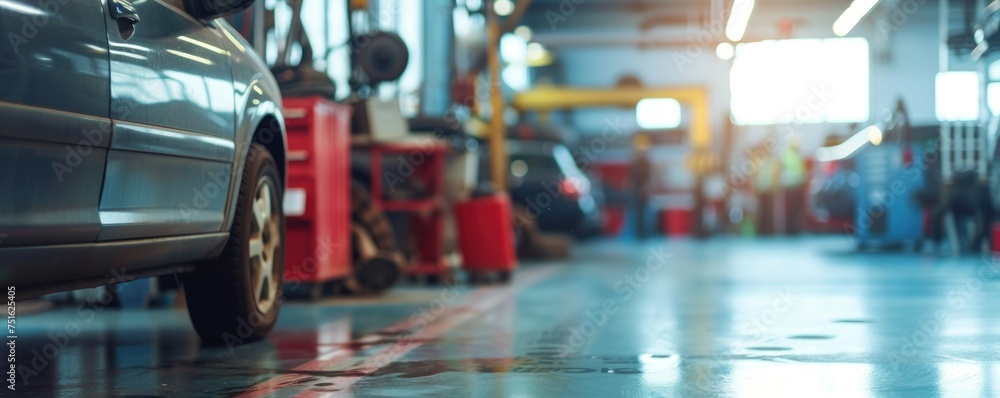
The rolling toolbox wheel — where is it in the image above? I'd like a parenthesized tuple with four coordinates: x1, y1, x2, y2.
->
(424, 269, 456, 285)
(440, 269, 457, 285)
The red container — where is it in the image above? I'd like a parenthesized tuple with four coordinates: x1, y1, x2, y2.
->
(282, 97, 352, 283)
(455, 194, 517, 272)
(660, 208, 692, 236)
(603, 206, 626, 236)
(591, 161, 630, 191)
(992, 222, 1000, 253)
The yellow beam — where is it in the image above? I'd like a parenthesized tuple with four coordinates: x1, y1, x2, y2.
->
(512, 86, 712, 149)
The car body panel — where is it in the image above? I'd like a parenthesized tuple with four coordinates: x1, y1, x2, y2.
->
(99, 0, 238, 240)
(0, 3, 286, 297)
(2, 233, 228, 299)
(0, 0, 112, 247)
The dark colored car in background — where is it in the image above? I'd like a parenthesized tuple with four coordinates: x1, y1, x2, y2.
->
(504, 140, 603, 238)
(810, 156, 858, 228)
(0, 0, 287, 341)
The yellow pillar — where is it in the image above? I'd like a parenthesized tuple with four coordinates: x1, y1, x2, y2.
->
(486, 3, 507, 191)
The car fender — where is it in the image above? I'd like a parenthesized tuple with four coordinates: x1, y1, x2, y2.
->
(217, 21, 287, 232)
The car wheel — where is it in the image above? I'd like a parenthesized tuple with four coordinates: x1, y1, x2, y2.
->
(184, 143, 284, 342)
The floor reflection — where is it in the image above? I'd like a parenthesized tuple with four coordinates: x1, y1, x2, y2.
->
(11, 237, 1000, 397)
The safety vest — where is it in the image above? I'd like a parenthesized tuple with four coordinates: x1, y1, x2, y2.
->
(780, 147, 806, 187)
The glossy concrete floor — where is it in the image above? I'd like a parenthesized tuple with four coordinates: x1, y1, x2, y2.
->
(11, 236, 1000, 397)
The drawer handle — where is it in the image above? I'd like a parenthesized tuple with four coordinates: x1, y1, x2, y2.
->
(284, 108, 307, 119)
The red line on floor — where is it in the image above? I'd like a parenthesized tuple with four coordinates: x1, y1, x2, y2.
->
(238, 265, 560, 398)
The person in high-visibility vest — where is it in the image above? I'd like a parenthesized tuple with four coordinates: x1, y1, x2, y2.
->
(753, 142, 779, 235)
(780, 137, 807, 234)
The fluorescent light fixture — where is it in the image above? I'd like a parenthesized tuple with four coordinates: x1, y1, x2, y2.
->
(716, 42, 735, 60)
(833, 0, 879, 37)
(816, 124, 882, 162)
(726, 0, 755, 42)
(501, 33, 527, 64)
(502, 66, 529, 91)
(988, 83, 1000, 116)
(935, 71, 979, 121)
(989, 60, 1000, 80)
(730, 38, 870, 125)
(501, 34, 529, 90)
(636, 98, 682, 129)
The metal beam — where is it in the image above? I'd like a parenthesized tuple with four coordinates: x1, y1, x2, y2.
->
(512, 86, 713, 149)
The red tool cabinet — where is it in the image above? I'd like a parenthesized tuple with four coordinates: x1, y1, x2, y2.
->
(355, 138, 451, 281)
(282, 97, 352, 286)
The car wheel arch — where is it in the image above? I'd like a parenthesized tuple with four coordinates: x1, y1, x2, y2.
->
(224, 110, 287, 234)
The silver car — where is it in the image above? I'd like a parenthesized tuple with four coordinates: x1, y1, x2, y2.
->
(0, 0, 287, 341)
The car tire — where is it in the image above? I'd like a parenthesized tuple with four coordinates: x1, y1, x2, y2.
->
(184, 144, 284, 342)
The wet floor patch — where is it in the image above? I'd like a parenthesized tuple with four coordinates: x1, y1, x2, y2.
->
(336, 337, 437, 350)
(745, 346, 793, 351)
(231, 354, 684, 394)
(788, 335, 835, 340)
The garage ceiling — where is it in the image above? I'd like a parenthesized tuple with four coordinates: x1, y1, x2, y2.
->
(519, 0, 855, 34)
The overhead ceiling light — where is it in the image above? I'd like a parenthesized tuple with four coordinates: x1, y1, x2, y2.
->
(514, 25, 533, 41)
(494, 0, 514, 17)
(935, 71, 980, 121)
(833, 0, 879, 37)
(636, 98, 683, 129)
(726, 0, 755, 42)
(716, 42, 735, 60)
(526, 42, 554, 67)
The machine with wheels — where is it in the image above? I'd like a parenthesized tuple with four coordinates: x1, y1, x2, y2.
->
(851, 130, 930, 250)
(816, 104, 936, 251)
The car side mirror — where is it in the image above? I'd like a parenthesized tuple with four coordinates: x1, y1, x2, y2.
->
(183, 0, 255, 20)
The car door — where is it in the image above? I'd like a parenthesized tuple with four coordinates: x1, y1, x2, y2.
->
(98, 0, 237, 241)
(0, 0, 111, 247)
